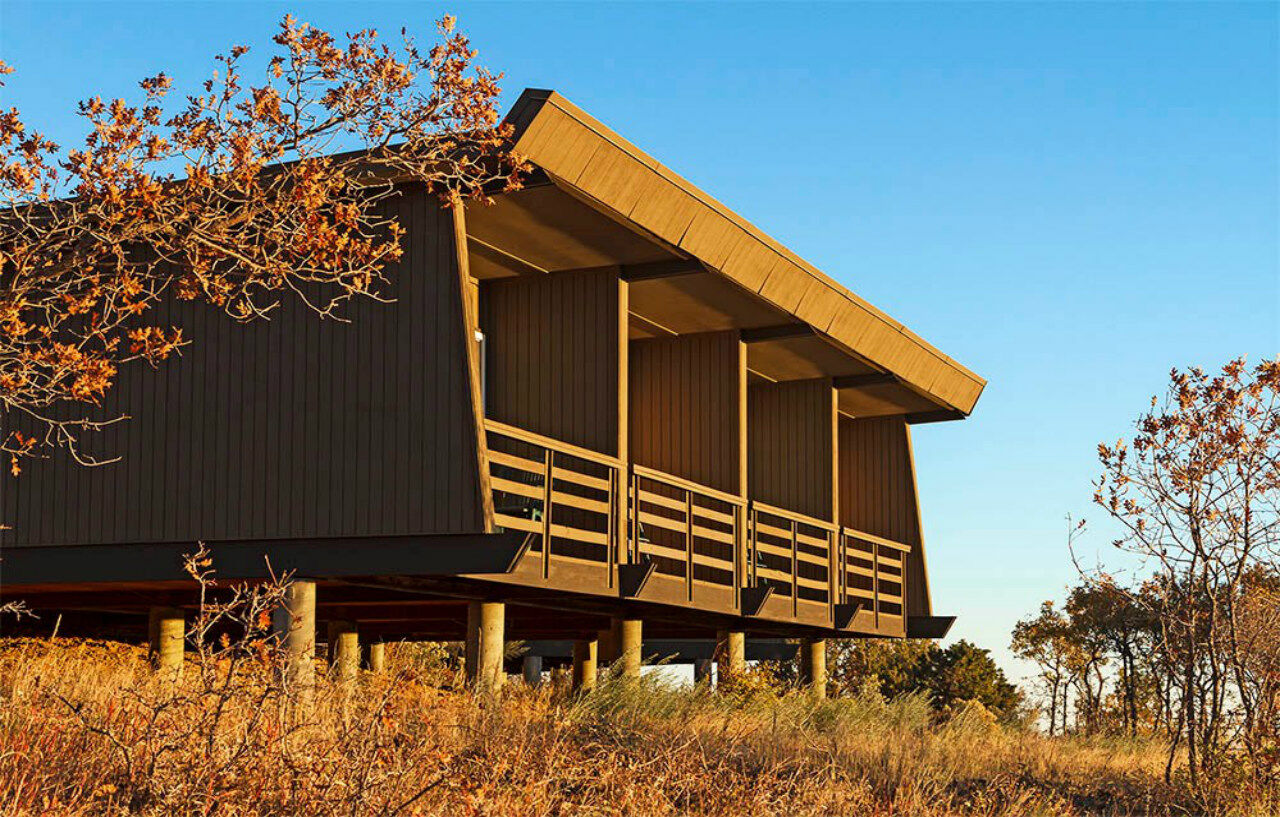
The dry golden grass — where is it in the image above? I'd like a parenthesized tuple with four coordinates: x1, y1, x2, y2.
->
(0, 637, 1274, 816)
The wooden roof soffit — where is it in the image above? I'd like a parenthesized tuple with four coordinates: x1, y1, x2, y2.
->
(502, 89, 986, 419)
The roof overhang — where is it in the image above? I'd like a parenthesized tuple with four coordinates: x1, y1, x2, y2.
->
(493, 88, 985, 419)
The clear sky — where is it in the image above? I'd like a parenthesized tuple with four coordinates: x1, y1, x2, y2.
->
(1, 2, 1276, 679)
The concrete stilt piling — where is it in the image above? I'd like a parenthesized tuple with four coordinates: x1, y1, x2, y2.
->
(800, 638, 827, 698)
(572, 639, 597, 692)
(362, 640, 386, 674)
(273, 581, 317, 703)
(618, 618, 643, 679)
(465, 600, 505, 693)
(327, 620, 359, 688)
(715, 629, 745, 686)
(148, 606, 185, 681)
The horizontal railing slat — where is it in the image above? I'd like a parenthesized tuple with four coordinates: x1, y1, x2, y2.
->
(548, 523, 608, 546)
(842, 527, 912, 553)
(637, 510, 689, 535)
(494, 514, 541, 534)
(633, 464, 745, 507)
(487, 449, 544, 475)
(554, 468, 611, 493)
(634, 489, 687, 514)
(490, 476, 544, 501)
(551, 490, 610, 516)
(751, 500, 838, 532)
(691, 523, 735, 546)
(486, 418, 623, 468)
(753, 521, 795, 542)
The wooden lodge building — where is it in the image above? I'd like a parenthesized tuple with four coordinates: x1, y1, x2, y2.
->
(1, 90, 985, 690)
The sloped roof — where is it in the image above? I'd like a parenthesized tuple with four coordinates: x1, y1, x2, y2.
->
(503, 89, 985, 417)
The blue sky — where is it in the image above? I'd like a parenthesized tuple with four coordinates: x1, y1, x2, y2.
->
(2, 2, 1276, 678)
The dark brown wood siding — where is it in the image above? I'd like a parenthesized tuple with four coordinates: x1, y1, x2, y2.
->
(1, 187, 486, 547)
(479, 269, 622, 455)
(837, 415, 931, 616)
(629, 330, 744, 496)
(748, 378, 836, 522)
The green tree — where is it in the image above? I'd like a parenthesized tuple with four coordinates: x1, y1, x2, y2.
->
(828, 639, 1023, 723)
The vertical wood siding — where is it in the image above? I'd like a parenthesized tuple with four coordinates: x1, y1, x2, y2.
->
(748, 379, 836, 521)
(837, 415, 931, 616)
(478, 269, 622, 455)
(629, 331, 744, 496)
(1, 187, 486, 547)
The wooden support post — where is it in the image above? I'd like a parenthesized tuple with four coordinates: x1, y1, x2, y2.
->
(800, 638, 827, 698)
(693, 658, 713, 685)
(327, 620, 359, 688)
(465, 600, 505, 693)
(572, 639, 598, 692)
(147, 606, 184, 681)
(523, 654, 543, 688)
(362, 640, 386, 673)
(273, 580, 317, 703)
(618, 618, 643, 678)
(716, 629, 745, 686)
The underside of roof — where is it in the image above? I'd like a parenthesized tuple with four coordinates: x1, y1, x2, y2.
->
(500, 89, 985, 418)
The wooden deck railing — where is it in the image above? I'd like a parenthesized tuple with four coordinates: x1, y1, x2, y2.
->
(484, 419, 623, 578)
(748, 501, 838, 617)
(629, 464, 745, 602)
(484, 419, 911, 630)
(838, 527, 911, 629)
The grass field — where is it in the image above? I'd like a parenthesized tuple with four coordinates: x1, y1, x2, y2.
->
(0, 637, 1273, 816)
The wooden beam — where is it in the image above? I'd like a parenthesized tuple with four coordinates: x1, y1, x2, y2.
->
(619, 258, 704, 282)
(906, 616, 955, 639)
(521, 638, 800, 663)
(740, 323, 814, 343)
(833, 372, 899, 389)
(905, 408, 966, 425)
(451, 197, 496, 531)
(1, 532, 532, 587)
(467, 235, 548, 276)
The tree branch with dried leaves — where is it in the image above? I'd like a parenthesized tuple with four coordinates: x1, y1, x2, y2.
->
(0, 14, 526, 473)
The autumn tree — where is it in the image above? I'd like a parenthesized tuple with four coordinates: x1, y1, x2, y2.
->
(1089, 358, 1280, 783)
(1011, 601, 1072, 735)
(0, 15, 524, 474)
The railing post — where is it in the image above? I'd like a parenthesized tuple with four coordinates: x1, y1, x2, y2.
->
(542, 449, 553, 579)
(734, 504, 744, 611)
(607, 467, 617, 587)
(629, 469, 638, 565)
(791, 520, 799, 617)
(872, 540, 880, 630)
(840, 531, 848, 604)
(898, 546, 906, 631)
(685, 491, 694, 602)
(827, 529, 837, 624)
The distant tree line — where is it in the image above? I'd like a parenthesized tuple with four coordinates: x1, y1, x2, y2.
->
(1015, 359, 1280, 787)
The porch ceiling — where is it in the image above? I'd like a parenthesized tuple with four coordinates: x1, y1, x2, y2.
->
(499, 88, 986, 420)
(462, 130, 971, 421)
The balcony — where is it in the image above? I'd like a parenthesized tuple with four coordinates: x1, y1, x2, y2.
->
(484, 418, 910, 635)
